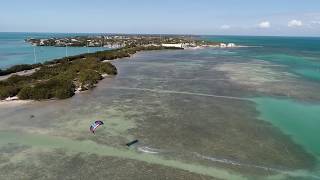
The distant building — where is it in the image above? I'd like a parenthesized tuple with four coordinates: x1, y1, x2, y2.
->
(220, 43, 227, 48)
(162, 43, 183, 48)
(227, 43, 236, 47)
(40, 39, 48, 46)
(88, 42, 96, 47)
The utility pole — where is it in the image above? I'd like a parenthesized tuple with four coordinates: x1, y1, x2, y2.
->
(87, 40, 90, 53)
(65, 44, 68, 57)
(33, 46, 37, 63)
(66, 32, 69, 57)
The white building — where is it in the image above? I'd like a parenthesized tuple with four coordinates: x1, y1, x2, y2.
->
(220, 43, 227, 48)
(227, 43, 236, 47)
(40, 39, 48, 45)
(162, 43, 183, 48)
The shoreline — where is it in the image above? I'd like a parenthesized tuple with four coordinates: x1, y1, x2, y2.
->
(0, 68, 39, 81)
(0, 44, 248, 106)
(0, 46, 184, 104)
(1, 41, 318, 179)
(0, 46, 182, 79)
(0, 42, 244, 81)
(0, 50, 168, 106)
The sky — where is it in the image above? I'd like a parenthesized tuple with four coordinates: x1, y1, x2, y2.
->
(0, 0, 320, 36)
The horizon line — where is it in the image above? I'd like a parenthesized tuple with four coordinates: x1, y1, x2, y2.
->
(1, 31, 320, 38)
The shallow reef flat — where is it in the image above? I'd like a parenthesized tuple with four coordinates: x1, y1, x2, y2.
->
(0, 144, 219, 180)
(0, 49, 319, 179)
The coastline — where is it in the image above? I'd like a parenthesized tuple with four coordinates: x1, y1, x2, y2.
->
(0, 43, 253, 106)
(0, 38, 318, 179)
(0, 41, 246, 106)
(0, 47, 192, 107)
(0, 46, 184, 104)
(0, 68, 39, 81)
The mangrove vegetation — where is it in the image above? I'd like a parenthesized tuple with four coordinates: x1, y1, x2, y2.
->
(0, 46, 182, 100)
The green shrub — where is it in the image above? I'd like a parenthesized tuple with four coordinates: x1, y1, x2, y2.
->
(99, 62, 117, 75)
(0, 64, 42, 76)
(0, 45, 181, 100)
(0, 85, 19, 100)
(17, 86, 33, 100)
(18, 79, 75, 100)
(6, 75, 31, 85)
(54, 80, 75, 99)
(79, 70, 102, 89)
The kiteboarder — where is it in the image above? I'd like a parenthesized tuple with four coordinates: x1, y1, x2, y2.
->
(90, 120, 104, 134)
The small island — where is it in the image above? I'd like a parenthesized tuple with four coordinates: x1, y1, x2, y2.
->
(0, 45, 182, 101)
(25, 34, 221, 48)
(1, 35, 231, 101)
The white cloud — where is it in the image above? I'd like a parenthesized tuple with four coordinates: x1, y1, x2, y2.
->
(258, 21, 270, 28)
(288, 20, 303, 27)
(221, 25, 231, 29)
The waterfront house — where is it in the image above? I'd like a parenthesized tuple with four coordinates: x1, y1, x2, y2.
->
(162, 43, 183, 48)
(220, 43, 227, 48)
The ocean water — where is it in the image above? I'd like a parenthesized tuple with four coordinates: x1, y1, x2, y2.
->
(0, 32, 108, 69)
(0, 34, 320, 179)
(205, 35, 320, 158)
(253, 97, 320, 156)
(204, 36, 320, 81)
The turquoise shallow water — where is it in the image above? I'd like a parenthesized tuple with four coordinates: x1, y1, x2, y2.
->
(295, 68, 320, 81)
(252, 97, 320, 158)
(0, 34, 320, 178)
(0, 32, 108, 68)
(205, 35, 320, 176)
(204, 36, 320, 82)
(255, 54, 320, 81)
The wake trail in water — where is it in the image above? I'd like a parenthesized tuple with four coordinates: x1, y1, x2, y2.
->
(115, 77, 231, 82)
(194, 153, 320, 179)
(194, 152, 283, 172)
(137, 146, 161, 154)
(136, 145, 320, 179)
(109, 87, 248, 101)
(136, 146, 284, 173)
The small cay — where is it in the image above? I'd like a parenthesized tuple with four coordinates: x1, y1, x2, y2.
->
(0, 46, 182, 100)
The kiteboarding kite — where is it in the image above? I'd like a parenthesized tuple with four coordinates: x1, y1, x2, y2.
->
(90, 120, 104, 134)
